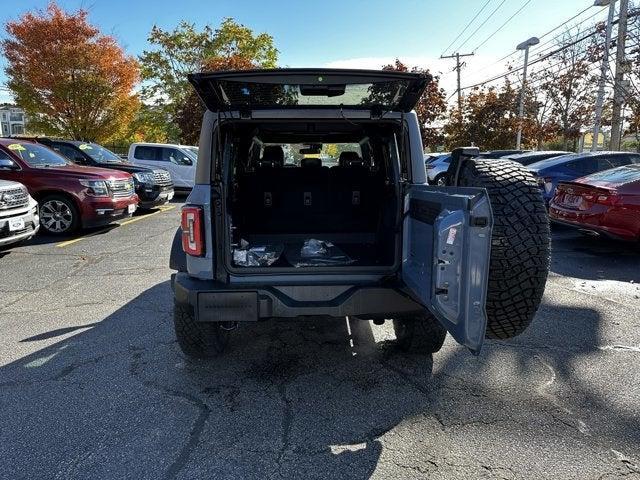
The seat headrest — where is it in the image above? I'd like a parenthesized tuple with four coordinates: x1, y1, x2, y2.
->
(260, 145, 284, 167)
(301, 157, 322, 168)
(338, 151, 363, 167)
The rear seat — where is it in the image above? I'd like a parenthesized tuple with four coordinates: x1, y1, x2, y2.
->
(240, 148, 379, 234)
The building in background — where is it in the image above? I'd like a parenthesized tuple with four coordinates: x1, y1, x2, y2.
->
(0, 105, 26, 136)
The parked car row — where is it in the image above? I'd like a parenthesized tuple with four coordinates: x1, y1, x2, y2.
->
(0, 138, 196, 247)
(425, 149, 640, 241)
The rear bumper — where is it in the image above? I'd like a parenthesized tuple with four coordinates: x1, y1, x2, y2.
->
(172, 272, 424, 321)
(81, 195, 139, 228)
(549, 203, 638, 241)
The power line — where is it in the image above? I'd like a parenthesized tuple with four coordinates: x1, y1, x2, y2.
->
(463, 5, 609, 83)
(441, 0, 493, 56)
(472, 0, 533, 53)
(459, 10, 640, 91)
(455, 0, 508, 52)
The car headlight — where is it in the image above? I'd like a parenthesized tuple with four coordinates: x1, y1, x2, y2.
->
(79, 179, 109, 197)
(133, 172, 155, 183)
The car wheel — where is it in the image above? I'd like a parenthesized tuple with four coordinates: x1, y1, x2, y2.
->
(433, 173, 447, 186)
(173, 301, 230, 358)
(392, 314, 447, 354)
(39, 195, 79, 235)
(458, 159, 550, 339)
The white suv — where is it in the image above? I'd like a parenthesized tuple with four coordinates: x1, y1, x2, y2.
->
(128, 143, 197, 190)
(0, 179, 39, 248)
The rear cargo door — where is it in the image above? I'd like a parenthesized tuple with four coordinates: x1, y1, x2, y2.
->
(188, 69, 430, 113)
(402, 186, 493, 354)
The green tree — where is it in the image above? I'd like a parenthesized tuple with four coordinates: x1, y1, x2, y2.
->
(139, 18, 278, 142)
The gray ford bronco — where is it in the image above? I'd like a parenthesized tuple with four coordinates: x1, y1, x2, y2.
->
(169, 69, 550, 358)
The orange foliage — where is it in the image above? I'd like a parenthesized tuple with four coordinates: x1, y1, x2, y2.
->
(2, 2, 139, 142)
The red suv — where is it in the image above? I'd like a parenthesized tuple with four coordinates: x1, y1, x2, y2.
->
(0, 139, 138, 235)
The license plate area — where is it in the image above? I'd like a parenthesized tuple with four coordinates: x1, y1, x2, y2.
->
(197, 291, 258, 322)
(563, 194, 582, 207)
(9, 217, 25, 231)
(127, 203, 136, 214)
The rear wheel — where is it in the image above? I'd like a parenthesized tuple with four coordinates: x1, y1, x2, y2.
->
(458, 159, 550, 339)
(393, 314, 447, 354)
(173, 302, 230, 358)
(39, 194, 79, 235)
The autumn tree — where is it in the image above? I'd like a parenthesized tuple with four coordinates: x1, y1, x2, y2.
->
(2, 2, 139, 142)
(443, 81, 520, 150)
(140, 18, 278, 142)
(381, 59, 447, 151)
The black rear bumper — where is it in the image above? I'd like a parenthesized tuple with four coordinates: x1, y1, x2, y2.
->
(172, 272, 424, 321)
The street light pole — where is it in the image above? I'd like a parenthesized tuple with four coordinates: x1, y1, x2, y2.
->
(610, 0, 629, 150)
(515, 37, 539, 150)
(591, 0, 617, 152)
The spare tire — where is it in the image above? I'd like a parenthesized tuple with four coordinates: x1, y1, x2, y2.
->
(457, 159, 550, 339)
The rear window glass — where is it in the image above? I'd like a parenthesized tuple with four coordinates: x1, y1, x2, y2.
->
(583, 165, 640, 184)
(217, 80, 410, 108)
(261, 143, 362, 167)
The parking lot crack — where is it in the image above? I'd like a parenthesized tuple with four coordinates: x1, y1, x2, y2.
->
(128, 350, 210, 480)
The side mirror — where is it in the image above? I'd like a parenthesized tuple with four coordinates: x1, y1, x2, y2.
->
(179, 156, 193, 166)
(0, 158, 19, 170)
(74, 156, 87, 165)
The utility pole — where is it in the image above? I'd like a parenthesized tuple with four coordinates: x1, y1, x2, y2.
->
(441, 52, 474, 116)
(610, 0, 629, 150)
(592, 0, 617, 152)
(515, 37, 540, 150)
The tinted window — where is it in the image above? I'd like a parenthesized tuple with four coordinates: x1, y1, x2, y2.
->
(135, 146, 162, 161)
(565, 159, 597, 175)
(161, 148, 182, 163)
(52, 143, 83, 162)
(602, 155, 627, 168)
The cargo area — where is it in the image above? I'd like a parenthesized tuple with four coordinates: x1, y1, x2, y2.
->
(222, 121, 402, 271)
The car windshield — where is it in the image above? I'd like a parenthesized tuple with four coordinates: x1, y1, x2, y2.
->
(79, 143, 126, 164)
(6, 142, 69, 167)
(184, 146, 198, 158)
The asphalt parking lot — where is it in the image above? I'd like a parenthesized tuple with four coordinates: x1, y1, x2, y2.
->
(1, 198, 639, 480)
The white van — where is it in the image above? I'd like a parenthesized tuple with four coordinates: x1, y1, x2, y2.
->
(128, 143, 197, 190)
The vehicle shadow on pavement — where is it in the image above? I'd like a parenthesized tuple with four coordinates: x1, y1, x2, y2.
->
(550, 228, 640, 282)
(1, 281, 638, 479)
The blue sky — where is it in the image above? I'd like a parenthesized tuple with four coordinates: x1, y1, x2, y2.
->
(0, 0, 606, 102)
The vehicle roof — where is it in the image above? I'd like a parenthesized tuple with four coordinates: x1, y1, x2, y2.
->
(130, 142, 188, 148)
(508, 150, 568, 159)
(0, 138, 37, 146)
(527, 151, 639, 171)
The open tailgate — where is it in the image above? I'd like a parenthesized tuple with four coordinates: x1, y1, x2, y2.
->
(188, 68, 431, 113)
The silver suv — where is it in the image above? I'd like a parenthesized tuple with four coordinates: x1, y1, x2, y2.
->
(0, 179, 39, 248)
(170, 69, 550, 358)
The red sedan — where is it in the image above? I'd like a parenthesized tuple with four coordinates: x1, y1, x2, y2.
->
(549, 164, 640, 241)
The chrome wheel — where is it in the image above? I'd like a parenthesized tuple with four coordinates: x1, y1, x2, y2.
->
(436, 176, 447, 186)
(40, 199, 74, 233)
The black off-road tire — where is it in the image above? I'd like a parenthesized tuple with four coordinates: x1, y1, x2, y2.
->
(458, 159, 550, 339)
(393, 314, 447, 354)
(173, 302, 229, 358)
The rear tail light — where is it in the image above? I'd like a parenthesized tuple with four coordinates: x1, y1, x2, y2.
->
(181, 206, 204, 256)
(593, 192, 620, 206)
